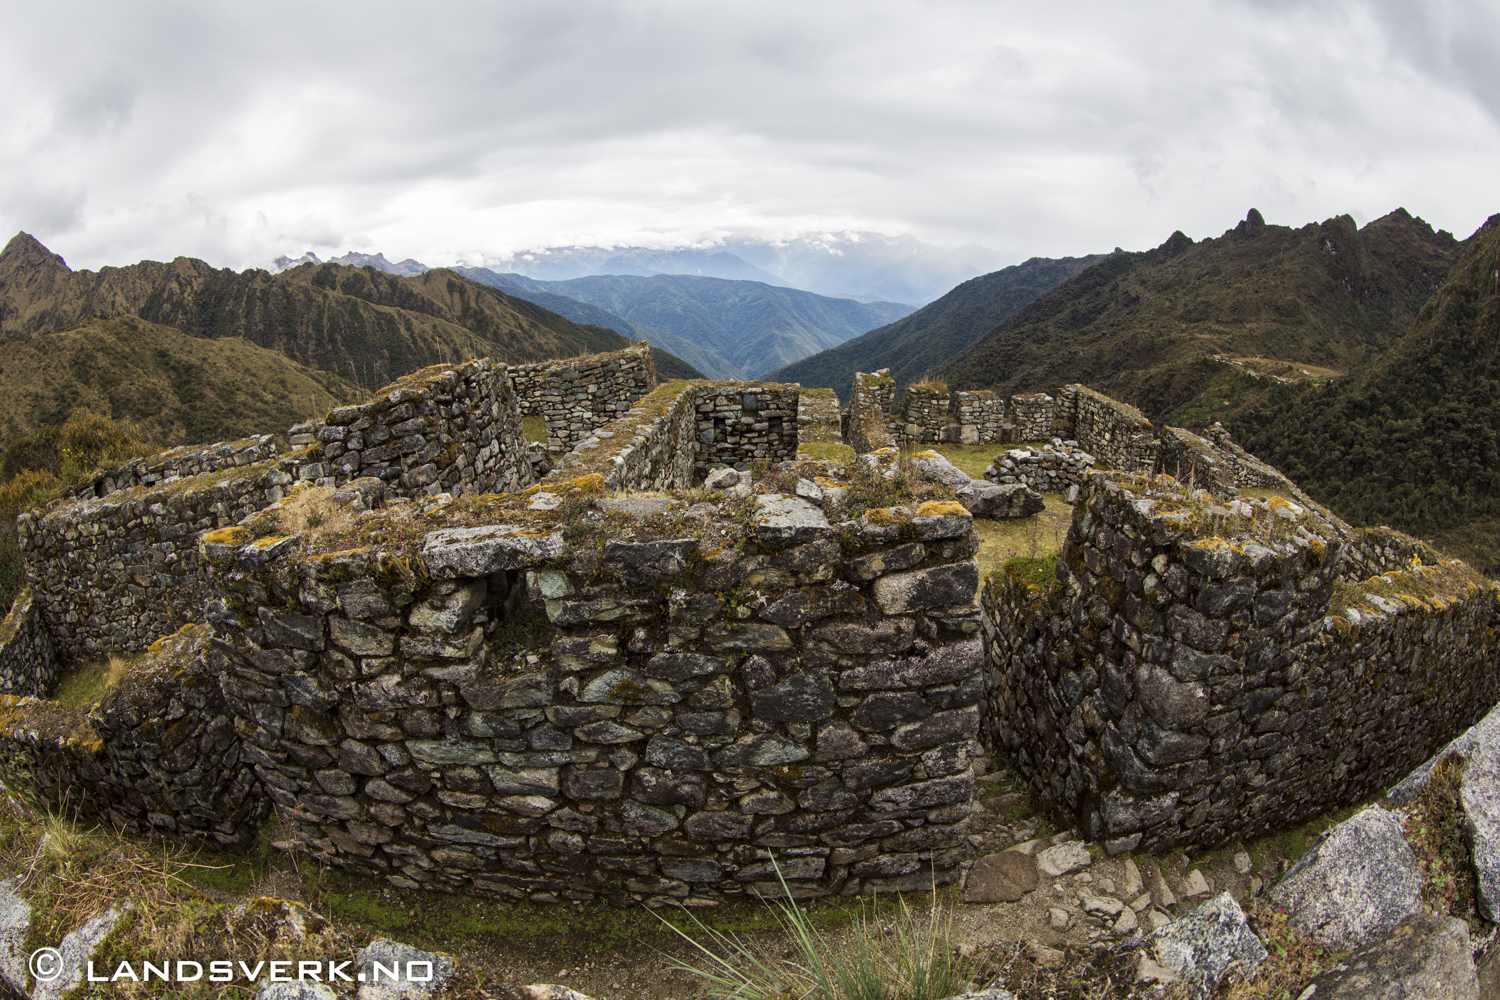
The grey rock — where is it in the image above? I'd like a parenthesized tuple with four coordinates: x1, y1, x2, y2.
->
(601, 539, 698, 584)
(356, 939, 455, 999)
(839, 638, 983, 690)
(580, 668, 681, 705)
(595, 497, 681, 517)
(407, 582, 485, 634)
(1151, 892, 1267, 999)
(889, 705, 979, 750)
(1306, 912, 1478, 1000)
(1036, 841, 1092, 877)
(1268, 806, 1422, 950)
(260, 985, 338, 1000)
(1463, 754, 1500, 921)
(962, 482, 1045, 520)
(933, 991, 1017, 1000)
(750, 671, 836, 722)
(873, 562, 979, 613)
(752, 494, 831, 545)
(704, 467, 741, 490)
(421, 524, 564, 577)
(703, 622, 793, 652)
(910, 450, 974, 489)
(1135, 663, 1208, 729)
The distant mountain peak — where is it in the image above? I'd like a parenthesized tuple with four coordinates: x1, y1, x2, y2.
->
(1, 232, 70, 272)
(271, 250, 429, 276)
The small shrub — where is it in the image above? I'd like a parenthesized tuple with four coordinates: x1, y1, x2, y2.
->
(1403, 753, 1478, 918)
(1223, 901, 1348, 1000)
(1006, 553, 1058, 592)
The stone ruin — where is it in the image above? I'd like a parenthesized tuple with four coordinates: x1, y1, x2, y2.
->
(0, 345, 1494, 912)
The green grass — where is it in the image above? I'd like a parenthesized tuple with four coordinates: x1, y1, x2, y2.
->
(798, 442, 856, 463)
(521, 415, 547, 445)
(971, 493, 1072, 582)
(49, 659, 111, 707)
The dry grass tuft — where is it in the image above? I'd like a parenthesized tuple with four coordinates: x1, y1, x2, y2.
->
(273, 486, 357, 539)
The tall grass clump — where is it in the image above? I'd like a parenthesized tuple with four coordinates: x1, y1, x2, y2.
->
(658, 862, 975, 1000)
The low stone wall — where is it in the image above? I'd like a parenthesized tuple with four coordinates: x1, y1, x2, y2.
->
(507, 344, 657, 453)
(0, 588, 58, 698)
(693, 383, 800, 476)
(848, 371, 897, 455)
(979, 471, 1500, 854)
(1055, 385, 1157, 472)
(201, 480, 985, 905)
(952, 391, 1003, 445)
(902, 384, 951, 445)
(18, 457, 301, 661)
(984, 444, 1094, 494)
(289, 421, 324, 450)
(68, 436, 279, 500)
(308, 359, 532, 499)
(1005, 393, 1055, 443)
(796, 387, 844, 447)
(1156, 426, 1293, 498)
(0, 625, 268, 847)
(546, 382, 699, 491)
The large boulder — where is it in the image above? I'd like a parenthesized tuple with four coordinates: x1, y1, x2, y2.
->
(1305, 913, 1477, 1000)
(962, 481, 1045, 520)
(1388, 700, 1500, 922)
(1150, 892, 1267, 999)
(912, 451, 973, 490)
(963, 850, 1039, 903)
(1268, 806, 1423, 949)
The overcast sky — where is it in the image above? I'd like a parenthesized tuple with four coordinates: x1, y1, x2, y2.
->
(1, 0, 1496, 273)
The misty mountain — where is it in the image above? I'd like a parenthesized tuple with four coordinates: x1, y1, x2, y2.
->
(469, 271, 916, 379)
(769, 252, 1111, 400)
(273, 251, 430, 276)
(940, 208, 1466, 428)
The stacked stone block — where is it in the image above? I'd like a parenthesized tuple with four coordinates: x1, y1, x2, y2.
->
(693, 383, 800, 477)
(200, 488, 985, 905)
(952, 391, 1003, 445)
(847, 371, 897, 455)
(796, 387, 844, 447)
(980, 471, 1500, 854)
(546, 383, 699, 491)
(984, 444, 1095, 494)
(68, 435, 279, 500)
(0, 588, 58, 698)
(1004, 393, 1056, 443)
(507, 344, 657, 454)
(901, 383, 951, 444)
(1054, 385, 1158, 472)
(0, 625, 269, 847)
(307, 358, 533, 499)
(18, 457, 302, 660)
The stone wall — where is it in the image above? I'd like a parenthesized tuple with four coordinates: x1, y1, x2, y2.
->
(1054, 385, 1158, 472)
(1156, 426, 1293, 497)
(1004, 393, 1056, 443)
(68, 436, 279, 501)
(546, 382, 700, 492)
(693, 383, 800, 477)
(902, 384, 951, 445)
(984, 443, 1095, 495)
(307, 358, 532, 499)
(0, 588, 57, 698)
(0, 625, 268, 847)
(979, 471, 1500, 854)
(18, 457, 302, 661)
(847, 371, 897, 455)
(507, 344, 657, 454)
(200, 481, 985, 905)
(796, 387, 844, 448)
(952, 391, 1003, 446)
(545, 381, 800, 490)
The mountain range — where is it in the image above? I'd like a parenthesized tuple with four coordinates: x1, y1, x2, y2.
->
(769, 252, 1111, 400)
(936, 208, 1464, 427)
(273, 231, 1014, 305)
(459, 270, 914, 380)
(0, 233, 702, 447)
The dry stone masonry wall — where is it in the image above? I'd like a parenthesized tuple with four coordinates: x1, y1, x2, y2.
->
(0, 625, 268, 847)
(306, 358, 533, 499)
(984, 443, 1095, 495)
(981, 471, 1500, 854)
(198, 478, 986, 905)
(901, 384, 952, 445)
(952, 391, 1003, 445)
(1053, 385, 1158, 472)
(506, 344, 657, 454)
(847, 371, 897, 455)
(68, 436, 280, 501)
(0, 588, 57, 699)
(1004, 393, 1056, 443)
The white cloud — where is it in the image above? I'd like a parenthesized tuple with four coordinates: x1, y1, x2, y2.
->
(0, 0, 1495, 271)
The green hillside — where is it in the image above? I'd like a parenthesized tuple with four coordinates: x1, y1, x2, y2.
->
(480, 272, 915, 379)
(1232, 214, 1500, 575)
(455, 268, 737, 380)
(0, 233, 700, 390)
(0, 316, 358, 447)
(940, 208, 1465, 426)
(768, 253, 1109, 400)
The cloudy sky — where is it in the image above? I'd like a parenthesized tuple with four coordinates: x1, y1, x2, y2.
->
(1, 0, 1496, 273)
